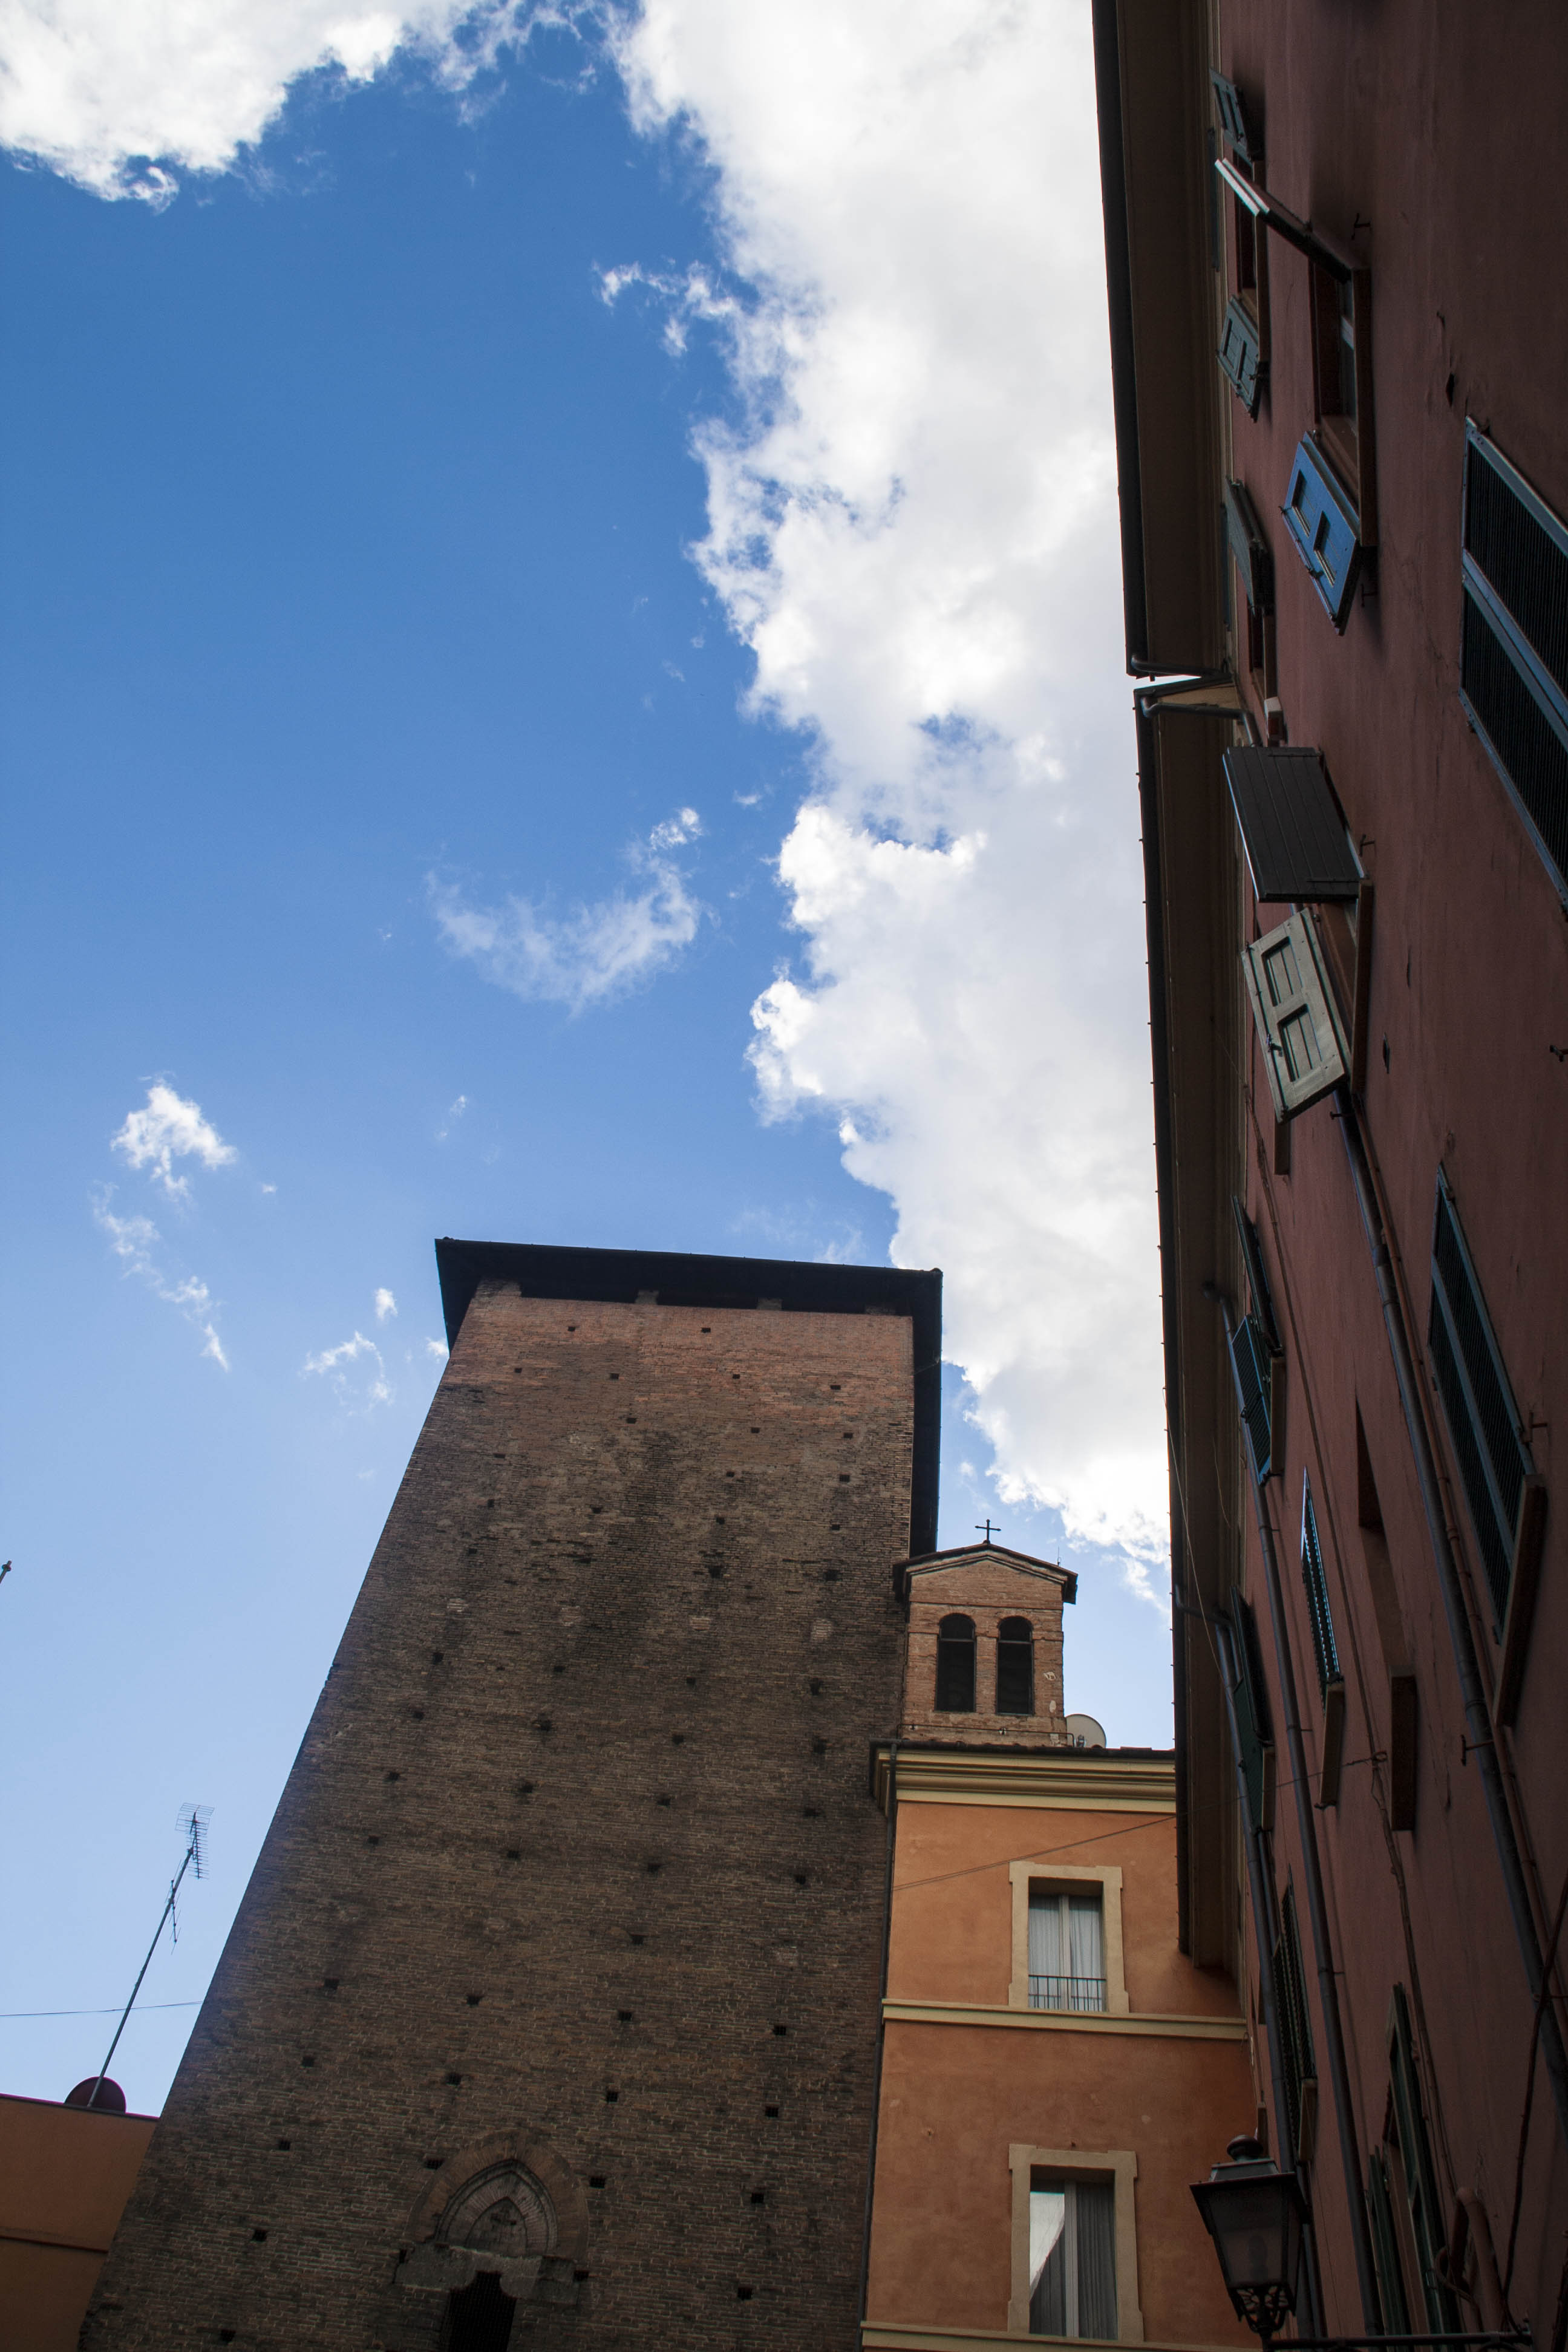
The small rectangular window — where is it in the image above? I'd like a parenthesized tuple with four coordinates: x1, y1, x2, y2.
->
(1299, 1479, 1341, 1697)
(1028, 1890, 1106, 2013)
(1459, 424, 1568, 902)
(1241, 909, 1350, 1121)
(1029, 2175, 1117, 2340)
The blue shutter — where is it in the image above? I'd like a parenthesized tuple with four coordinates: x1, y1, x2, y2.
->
(1218, 299, 1264, 418)
(1282, 437, 1362, 629)
(1231, 1314, 1275, 1480)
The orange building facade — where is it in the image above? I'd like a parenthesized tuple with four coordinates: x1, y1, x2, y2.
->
(864, 1544, 1255, 2351)
(0, 2091, 154, 2352)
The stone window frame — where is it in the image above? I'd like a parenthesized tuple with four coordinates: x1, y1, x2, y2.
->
(1007, 2143, 1143, 2344)
(1007, 1862, 1129, 2018)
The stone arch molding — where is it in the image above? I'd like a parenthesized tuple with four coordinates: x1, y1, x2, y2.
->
(397, 2135, 589, 2304)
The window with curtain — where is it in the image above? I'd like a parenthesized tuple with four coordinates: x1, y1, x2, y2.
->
(1028, 1888, 1106, 2013)
(1029, 2174, 1117, 2340)
(935, 1614, 976, 1711)
(996, 1617, 1034, 1714)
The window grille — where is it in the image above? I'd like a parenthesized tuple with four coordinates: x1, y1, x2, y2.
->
(935, 1613, 976, 1712)
(1460, 424, 1568, 901)
(1427, 1171, 1534, 1632)
(1028, 1890, 1106, 2014)
(1028, 2175, 1117, 2341)
(996, 1616, 1034, 1714)
(1272, 1885, 1315, 2157)
(1299, 1480, 1341, 1697)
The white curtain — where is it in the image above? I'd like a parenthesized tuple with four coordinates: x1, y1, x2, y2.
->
(1068, 1895, 1104, 1991)
(1029, 2187, 1068, 2335)
(1028, 2179, 1117, 2341)
(1028, 1892, 1105, 2011)
(1028, 1893, 1065, 1981)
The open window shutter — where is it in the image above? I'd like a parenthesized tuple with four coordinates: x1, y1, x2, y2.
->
(1218, 299, 1265, 417)
(1231, 1315, 1276, 1480)
(1283, 437, 1362, 628)
(1232, 1197, 1281, 1349)
(1223, 745, 1362, 902)
(1227, 1594, 1274, 1833)
(1388, 1987, 1460, 2331)
(1241, 910, 1349, 1120)
(1225, 479, 1275, 615)
(1209, 71, 1259, 162)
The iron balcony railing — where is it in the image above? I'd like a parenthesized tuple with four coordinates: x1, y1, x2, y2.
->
(1028, 1974, 1108, 2013)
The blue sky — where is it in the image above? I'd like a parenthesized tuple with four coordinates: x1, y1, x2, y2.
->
(0, 3, 1172, 2114)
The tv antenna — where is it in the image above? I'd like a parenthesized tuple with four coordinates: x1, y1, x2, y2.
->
(84, 1805, 211, 2114)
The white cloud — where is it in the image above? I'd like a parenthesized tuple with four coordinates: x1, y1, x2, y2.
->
(430, 807, 705, 1012)
(30, 2, 1168, 1598)
(374, 1286, 397, 1321)
(613, 2, 1168, 1596)
(111, 1083, 237, 1200)
(301, 1328, 393, 1410)
(0, 0, 543, 205)
(435, 1093, 469, 1140)
(425, 1336, 450, 1360)
(92, 1193, 229, 1368)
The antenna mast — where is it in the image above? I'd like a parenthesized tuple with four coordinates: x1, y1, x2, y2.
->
(85, 1805, 211, 2114)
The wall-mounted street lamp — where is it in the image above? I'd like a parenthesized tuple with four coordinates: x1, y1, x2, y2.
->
(1191, 2136, 1307, 2348)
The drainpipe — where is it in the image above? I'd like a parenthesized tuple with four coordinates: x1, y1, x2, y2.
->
(1212, 1287, 1382, 2331)
(1334, 1088, 1568, 2148)
(858, 1737, 900, 2331)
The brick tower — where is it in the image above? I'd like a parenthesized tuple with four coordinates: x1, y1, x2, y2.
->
(84, 1243, 941, 2352)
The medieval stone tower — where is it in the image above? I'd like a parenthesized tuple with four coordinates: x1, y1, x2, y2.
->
(84, 1242, 941, 2352)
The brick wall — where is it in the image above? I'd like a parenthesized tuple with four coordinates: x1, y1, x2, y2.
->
(85, 1276, 921, 2352)
(900, 1550, 1071, 1743)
